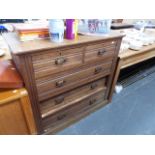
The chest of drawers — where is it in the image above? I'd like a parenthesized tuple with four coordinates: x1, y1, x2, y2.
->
(4, 33, 123, 134)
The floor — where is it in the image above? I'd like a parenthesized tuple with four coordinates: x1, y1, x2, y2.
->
(58, 71, 155, 135)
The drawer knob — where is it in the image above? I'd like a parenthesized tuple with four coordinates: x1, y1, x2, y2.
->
(55, 95, 65, 105)
(57, 114, 66, 120)
(89, 99, 97, 105)
(90, 83, 98, 90)
(98, 49, 106, 56)
(55, 57, 66, 65)
(94, 66, 102, 74)
(56, 80, 66, 87)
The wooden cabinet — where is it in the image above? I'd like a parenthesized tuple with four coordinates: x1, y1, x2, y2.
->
(3, 33, 123, 134)
(0, 88, 36, 135)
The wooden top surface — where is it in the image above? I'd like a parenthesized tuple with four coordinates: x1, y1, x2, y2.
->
(118, 29, 155, 59)
(0, 60, 23, 89)
(0, 88, 27, 105)
(119, 42, 155, 59)
(3, 32, 124, 55)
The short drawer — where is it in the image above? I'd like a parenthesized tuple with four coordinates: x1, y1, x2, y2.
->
(85, 40, 117, 63)
(32, 47, 84, 79)
(85, 40, 117, 51)
(36, 60, 112, 101)
(40, 77, 107, 118)
(42, 89, 107, 131)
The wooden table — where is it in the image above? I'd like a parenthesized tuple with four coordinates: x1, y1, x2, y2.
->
(109, 30, 155, 100)
(119, 42, 155, 69)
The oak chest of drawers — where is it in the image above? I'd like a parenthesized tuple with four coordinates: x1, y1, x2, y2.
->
(4, 32, 123, 134)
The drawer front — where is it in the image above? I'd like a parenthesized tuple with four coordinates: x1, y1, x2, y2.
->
(85, 40, 117, 51)
(32, 47, 84, 79)
(40, 77, 107, 118)
(85, 40, 117, 63)
(42, 90, 106, 131)
(36, 60, 112, 101)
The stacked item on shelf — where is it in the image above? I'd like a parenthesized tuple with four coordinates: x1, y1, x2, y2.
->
(119, 29, 155, 52)
(13, 21, 49, 41)
(78, 19, 112, 35)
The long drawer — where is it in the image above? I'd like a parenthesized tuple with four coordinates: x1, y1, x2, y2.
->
(42, 89, 107, 132)
(40, 77, 107, 118)
(36, 60, 112, 101)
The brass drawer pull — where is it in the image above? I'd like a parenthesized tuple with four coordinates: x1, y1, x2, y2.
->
(98, 49, 106, 56)
(57, 114, 66, 120)
(94, 66, 102, 74)
(56, 80, 66, 87)
(55, 57, 67, 65)
(55, 95, 65, 105)
(89, 99, 97, 105)
(90, 83, 98, 90)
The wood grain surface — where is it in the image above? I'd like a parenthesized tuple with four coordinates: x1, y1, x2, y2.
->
(0, 88, 36, 134)
(0, 60, 23, 88)
(3, 32, 124, 55)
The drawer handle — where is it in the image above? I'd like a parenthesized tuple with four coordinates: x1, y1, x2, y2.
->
(55, 57, 66, 65)
(55, 95, 65, 105)
(57, 114, 66, 120)
(89, 99, 97, 105)
(98, 49, 106, 56)
(56, 80, 66, 87)
(90, 83, 98, 90)
(94, 66, 102, 74)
